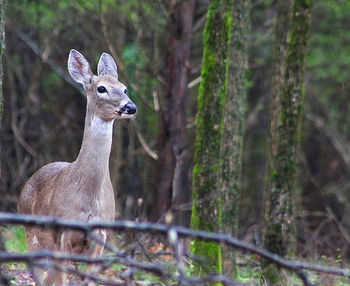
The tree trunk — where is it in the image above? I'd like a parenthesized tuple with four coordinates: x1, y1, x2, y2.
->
(168, 0, 195, 226)
(264, 0, 312, 283)
(191, 0, 230, 277)
(0, 0, 5, 179)
(220, 0, 250, 275)
(0, 0, 5, 123)
(153, 0, 195, 224)
(268, 0, 292, 164)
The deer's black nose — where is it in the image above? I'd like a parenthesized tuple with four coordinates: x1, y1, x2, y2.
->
(124, 102, 137, 114)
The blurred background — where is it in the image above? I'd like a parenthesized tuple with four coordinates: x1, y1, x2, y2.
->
(1, 0, 350, 261)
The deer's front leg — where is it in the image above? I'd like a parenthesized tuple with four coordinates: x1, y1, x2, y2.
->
(85, 228, 107, 286)
(26, 227, 48, 285)
(44, 231, 71, 286)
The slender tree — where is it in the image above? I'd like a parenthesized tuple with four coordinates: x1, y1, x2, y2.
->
(0, 0, 5, 124)
(219, 0, 250, 274)
(153, 0, 195, 224)
(0, 0, 5, 179)
(167, 0, 195, 226)
(191, 0, 230, 276)
(264, 0, 312, 282)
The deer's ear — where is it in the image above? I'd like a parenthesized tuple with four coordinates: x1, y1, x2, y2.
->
(97, 53, 118, 78)
(68, 49, 93, 85)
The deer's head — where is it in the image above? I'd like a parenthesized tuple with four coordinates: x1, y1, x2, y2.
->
(68, 49, 137, 121)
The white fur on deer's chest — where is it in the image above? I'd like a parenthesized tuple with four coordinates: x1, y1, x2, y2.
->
(79, 187, 109, 215)
(94, 192, 104, 210)
(83, 188, 102, 207)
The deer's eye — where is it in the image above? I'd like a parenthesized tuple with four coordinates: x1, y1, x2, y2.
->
(124, 88, 128, 94)
(97, 86, 107, 93)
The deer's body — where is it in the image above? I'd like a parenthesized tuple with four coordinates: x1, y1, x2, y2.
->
(18, 50, 136, 285)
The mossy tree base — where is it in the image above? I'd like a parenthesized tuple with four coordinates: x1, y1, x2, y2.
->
(191, 240, 222, 277)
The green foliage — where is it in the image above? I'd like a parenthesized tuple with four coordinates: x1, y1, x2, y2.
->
(133, 269, 165, 284)
(307, 0, 350, 138)
(122, 43, 146, 82)
(121, 41, 159, 140)
(3, 226, 27, 253)
(8, 0, 69, 32)
(111, 1, 163, 30)
(236, 263, 260, 283)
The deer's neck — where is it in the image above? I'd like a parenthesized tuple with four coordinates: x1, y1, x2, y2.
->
(72, 111, 114, 196)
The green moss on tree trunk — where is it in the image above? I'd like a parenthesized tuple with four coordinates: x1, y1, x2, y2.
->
(219, 0, 249, 276)
(191, 0, 230, 278)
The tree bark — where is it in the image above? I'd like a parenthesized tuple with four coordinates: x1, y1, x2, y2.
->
(168, 0, 195, 226)
(264, 0, 312, 283)
(0, 0, 5, 178)
(220, 0, 250, 275)
(265, 0, 292, 259)
(268, 0, 292, 163)
(191, 0, 230, 277)
(0, 0, 4, 123)
(153, 0, 195, 224)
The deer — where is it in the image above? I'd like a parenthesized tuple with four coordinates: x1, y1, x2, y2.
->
(18, 49, 137, 285)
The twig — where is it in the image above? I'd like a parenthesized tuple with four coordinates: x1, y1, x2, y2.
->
(325, 206, 350, 245)
(8, 27, 85, 96)
(187, 76, 201, 89)
(192, 14, 207, 33)
(99, 10, 124, 71)
(134, 124, 159, 160)
(306, 111, 350, 173)
(10, 122, 37, 157)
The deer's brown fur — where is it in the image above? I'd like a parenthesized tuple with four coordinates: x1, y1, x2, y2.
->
(18, 50, 137, 285)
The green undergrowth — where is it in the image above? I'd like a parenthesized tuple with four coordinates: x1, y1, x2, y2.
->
(2, 225, 27, 253)
(236, 255, 350, 286)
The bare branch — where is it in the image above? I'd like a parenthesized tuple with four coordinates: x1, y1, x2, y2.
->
(10, 121, 37, 157)
(0, 212, 349, 284)
(187, 76, 201, 89)
(134, 125, 159, 160)
(8, 27, 85, 96)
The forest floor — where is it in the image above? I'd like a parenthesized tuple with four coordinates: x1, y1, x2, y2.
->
(2, 265, 35, 285)
(1, 264, 130, 286)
